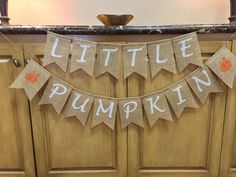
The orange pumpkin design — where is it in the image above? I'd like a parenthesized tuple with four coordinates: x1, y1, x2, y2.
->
(25, 71, 39, 84)
(220, 58, 232, 72)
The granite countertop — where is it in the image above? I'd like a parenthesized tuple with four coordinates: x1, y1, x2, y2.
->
(0, 24, 236, 35)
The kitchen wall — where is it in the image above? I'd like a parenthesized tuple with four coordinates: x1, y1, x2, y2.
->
(9, 0, 229, 25)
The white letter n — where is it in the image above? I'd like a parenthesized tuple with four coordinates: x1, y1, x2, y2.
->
(191, 70, 211, 92)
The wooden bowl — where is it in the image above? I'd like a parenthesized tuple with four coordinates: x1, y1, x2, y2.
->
(97, 14, 133, 26)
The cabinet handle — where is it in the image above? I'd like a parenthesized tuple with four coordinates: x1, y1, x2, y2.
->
(12, 58, 21, 67)
(24, 58, 30, 66)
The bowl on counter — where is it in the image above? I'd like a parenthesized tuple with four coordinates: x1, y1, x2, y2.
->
(97, 14, 134, 26)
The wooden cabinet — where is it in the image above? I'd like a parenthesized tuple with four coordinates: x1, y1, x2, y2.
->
(127, 41, 229, 177)
(219, 40, 236, 177)
(23, 44, 127, 177)
(0, 34, 236, 177)
(0, 45, 35, 177)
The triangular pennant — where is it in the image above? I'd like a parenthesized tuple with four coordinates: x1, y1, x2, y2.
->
(10, 60, 50, 100)
(38, 77, 72, 114)
(123, 44, 148, 79)
(186, 67, 223, 104)
(147, 39, 177, 77)
(43, 31, 71, 72)
(119, 98, 144, 128)
(207, 47, 236, 88)
(62, 89, 94, 126)
(92, 97, 118, 129)
(70, 39, 97, 76)
(172, 32, 203, 72)
(95, 44, 121, 79)
(142, 91, 173, 127)
(165, 80, 198, 118)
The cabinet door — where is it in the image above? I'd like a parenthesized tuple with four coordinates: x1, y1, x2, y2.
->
(0, 45, 35, 177)
(23, 44, 127, 177)
(219, 40, 236, 177)
(127, 41, 229, 177)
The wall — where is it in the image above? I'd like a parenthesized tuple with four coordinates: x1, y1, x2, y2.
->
(9, 0, 229, 25)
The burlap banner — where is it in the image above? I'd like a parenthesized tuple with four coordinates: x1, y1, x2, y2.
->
(10, 60, 50, 100)
(186, 67, 223, 104)
(62, 89, 94, 126)
(10, 38, 236, 129)
(207, 47, 236, 88)
(147, 39, 177, 77)
(92, 97, 118, 129)
(165, 80, 198, 118)
(142, 92, 172, 127)
(41, 32, 207, 79)
(123, 44, 148, 79)
(95, 44, 121, 79)
(43, 32, 71, 72)
(38, 77, 72, 114)
(119, 98, 144, 128)
(70, 39, 97, 76)
(172, 32, 203, 72)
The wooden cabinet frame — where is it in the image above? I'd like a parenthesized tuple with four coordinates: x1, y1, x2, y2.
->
(0, 44, 35, 177)
(0, 35, 233, 177)
(219, 40, 236, 177)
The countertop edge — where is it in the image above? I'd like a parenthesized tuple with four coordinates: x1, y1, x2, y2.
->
(0, 24, 236, 35)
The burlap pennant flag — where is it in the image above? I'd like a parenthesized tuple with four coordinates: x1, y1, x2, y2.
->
(142, 92, 173, 127)
(38, 77, 72, 114)
(95, 44, 121, 79)
(206, 47, 236, 88)
(147, 39, 177, 77)
(165, 80, 198, 118)
(43, 32, 71, 72)
(92, 97, 118, 129)
(10, 60, 51, 100)
(70, 39, 97, 76)
(119, 98, 144, 128)
(62, 89, 94, 126)
(186, 67, 223, 104)
(172, 32, 203, 72)
(123, 44, 148, 79)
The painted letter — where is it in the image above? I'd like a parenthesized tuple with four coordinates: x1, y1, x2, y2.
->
(49, 83, 67, 98)
(96, 99, 114, 118)
(146, 96, 165, 114)
(172, 85, 186, 105)
(102, 48, 118, 66)
(51, 38, 63, 58)
(156, 45, 168, 64)
(72, 93, 91, 112)
(127, 47, 143, 66)
(123, 101, 138, 119)
(76, 44, 91, 63)
(191, 70, 211, 92)
(178, 37, 193, 58)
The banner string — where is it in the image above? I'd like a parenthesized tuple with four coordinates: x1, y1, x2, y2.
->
(1, 27, 236, 99)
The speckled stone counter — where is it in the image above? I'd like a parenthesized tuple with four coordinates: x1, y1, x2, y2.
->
(0, 24, 236, 35)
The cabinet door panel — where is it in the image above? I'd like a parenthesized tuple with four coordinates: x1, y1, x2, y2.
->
(24, 44, 127, 177)
(219, 40, 236, 177)
(0, 45, 35, 177)
(128, 41, 229, 177)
